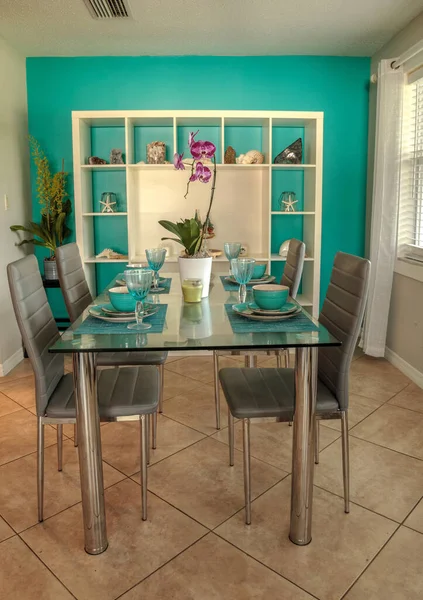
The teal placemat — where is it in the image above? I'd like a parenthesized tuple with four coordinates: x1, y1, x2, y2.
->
(115, 275, 172, 295)
(225, 304, 319, 333)
(74, 304, 168, 335)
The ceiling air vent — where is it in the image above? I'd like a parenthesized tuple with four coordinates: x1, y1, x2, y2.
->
(83, 0, 132, 19)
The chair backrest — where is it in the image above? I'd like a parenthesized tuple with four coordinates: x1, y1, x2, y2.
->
(318, 252, 370, 410)
(56, 243, 93, 323)
(280, 239, 305, 299)
(7, 255, 64, 416)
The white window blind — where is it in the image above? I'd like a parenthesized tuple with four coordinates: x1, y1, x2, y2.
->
(398, 74, 423, 261)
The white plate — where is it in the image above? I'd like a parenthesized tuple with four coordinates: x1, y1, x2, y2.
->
(247, 301, 299, 316)
(226, 275, 276, 285)
(89, 306, 136, 323)
(232, 303, 301, 322)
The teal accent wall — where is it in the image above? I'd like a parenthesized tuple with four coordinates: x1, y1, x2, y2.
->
(26, 56, 370, 314)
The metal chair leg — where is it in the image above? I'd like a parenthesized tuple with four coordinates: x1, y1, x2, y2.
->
(74, 422, 78, 447)
(37, 418, 44, 522)
(140, 415, 148, 521)
(276, 353, 282, 368)
(283, 350, 289, 368)
(213, 351, 221, 430)
(146, 414, 151, 465)
(341, 411, 350, 513)
(246, 355, 257, 368)
(152, 411, 157, 450)
(57, 424, 63, 471)
(314, 419, 319, 464)
(228, 411, 235, 466)
(243, 418, 251, 525)
(158, 364, 164, 413)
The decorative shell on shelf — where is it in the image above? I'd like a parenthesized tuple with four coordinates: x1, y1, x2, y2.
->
(236, 150, 264, 164)
(89, 156, 107, 165)
(224, 146, 236, 164)
(96, 248, 127, 260)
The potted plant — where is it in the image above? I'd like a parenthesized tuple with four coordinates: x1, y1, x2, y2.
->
(10, 136, 72, 280)
(159, 131, 217, 297)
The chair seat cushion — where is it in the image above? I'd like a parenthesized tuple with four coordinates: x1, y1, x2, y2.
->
(97, 351, 167, 366)
(45, 366, 159, 419)
(219, 368, 339, 420)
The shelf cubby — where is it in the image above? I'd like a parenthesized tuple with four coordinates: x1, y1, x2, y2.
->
(223, 117, 270, 164)
(127, 116, 174, 164)
(176, 116, 222, 164)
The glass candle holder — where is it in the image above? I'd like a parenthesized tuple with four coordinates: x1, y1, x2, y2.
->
(182, 279, 203, 303)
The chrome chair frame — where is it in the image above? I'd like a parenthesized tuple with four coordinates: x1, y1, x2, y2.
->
(8, 255, 158, 524)
(213, 239, 305, 429)
(220, 252, 370, 524)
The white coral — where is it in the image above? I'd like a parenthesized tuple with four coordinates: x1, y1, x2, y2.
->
(236, 150, 264, 164)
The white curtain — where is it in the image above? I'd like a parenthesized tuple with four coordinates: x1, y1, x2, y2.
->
(363, 60, 404, 357)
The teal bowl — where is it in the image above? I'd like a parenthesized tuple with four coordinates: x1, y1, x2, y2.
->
(252, 263, 267, 279)
(252, 284, 289, 310)
(109, 286, 136, 312)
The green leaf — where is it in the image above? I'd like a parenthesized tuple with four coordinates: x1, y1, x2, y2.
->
(161, 237, 185, 247)
(159, 220, 182, 239)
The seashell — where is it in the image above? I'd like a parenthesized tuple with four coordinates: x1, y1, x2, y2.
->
(244, 149, 264, 164)
(236, 150, 265, 164)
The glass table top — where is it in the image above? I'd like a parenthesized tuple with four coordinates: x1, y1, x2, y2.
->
(49, 272, 340, 353)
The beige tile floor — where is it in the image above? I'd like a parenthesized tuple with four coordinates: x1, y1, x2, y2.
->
(1, 354, 423, 599)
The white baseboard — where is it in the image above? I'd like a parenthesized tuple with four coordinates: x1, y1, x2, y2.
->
(385, 347, 423, 389)
(0, 347, 25, 377)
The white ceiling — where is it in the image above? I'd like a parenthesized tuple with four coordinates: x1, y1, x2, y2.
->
(0, 0, 422, 57)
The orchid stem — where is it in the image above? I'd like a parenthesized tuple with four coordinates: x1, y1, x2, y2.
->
(201, 155, 217, 249)
(184, 161, 195, 199)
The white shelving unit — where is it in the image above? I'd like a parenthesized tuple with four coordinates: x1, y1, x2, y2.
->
(72, 110, 323, 316)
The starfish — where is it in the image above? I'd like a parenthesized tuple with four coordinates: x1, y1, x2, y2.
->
(282, 197, 298, 212)
(100, 197, 117, 213)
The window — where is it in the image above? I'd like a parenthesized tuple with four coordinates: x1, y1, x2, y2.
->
(398, 74, 423, 261)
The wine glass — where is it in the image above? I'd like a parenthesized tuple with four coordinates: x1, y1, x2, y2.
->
(224, 242, 242, 276)
(145, 248, 167, 292)
(231, 258, 256, 303)
(125, 269, 154, 330)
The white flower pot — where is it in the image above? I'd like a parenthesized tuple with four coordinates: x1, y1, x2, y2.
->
(178, 256, 213, 298)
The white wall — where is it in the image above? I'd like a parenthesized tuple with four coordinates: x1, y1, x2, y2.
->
(367, 11, 423, 380)
(0, 36, 31, 375)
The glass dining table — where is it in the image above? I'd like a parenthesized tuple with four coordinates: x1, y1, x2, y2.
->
(49, 272, 340, 555)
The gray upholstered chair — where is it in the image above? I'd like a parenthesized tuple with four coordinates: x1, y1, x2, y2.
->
(213, 239, 305, 430)
(219, 252, 370, 524)
(8, 255, 159, 522)
(56, 243, 167, 447)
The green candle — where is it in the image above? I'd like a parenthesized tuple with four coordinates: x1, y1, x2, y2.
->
(182, 279, 203, 303)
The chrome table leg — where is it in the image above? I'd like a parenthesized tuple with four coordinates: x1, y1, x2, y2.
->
(73, 352, 108, 555)
(57, 424, 63, 471)
(213, 351, 221, 430)
(290, 347, 317, 545)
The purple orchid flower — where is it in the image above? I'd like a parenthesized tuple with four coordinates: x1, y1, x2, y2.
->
(188, 130, 199, 148)
(189, 162, 212, 184)
(190, 140, 216, 161)
(173, 152, 185, 170)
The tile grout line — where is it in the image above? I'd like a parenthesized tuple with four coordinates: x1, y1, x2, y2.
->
(348, 430, 423, 463)
(339, 522, 402, 600)
(212, 529, 321, 600)
(113, 530, 211, 600)
(17, 535, 79, 600)
(13, 475, 131, 537)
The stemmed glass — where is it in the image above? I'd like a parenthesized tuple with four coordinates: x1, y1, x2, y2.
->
(146, 248, 167, 292)
(224, 242, 242, 277)
(125, 269, 154, 330)
(231, 258, 256, 303)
